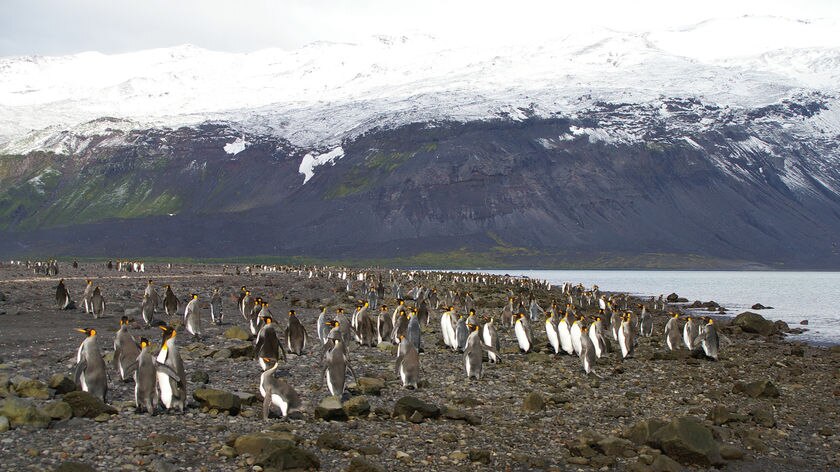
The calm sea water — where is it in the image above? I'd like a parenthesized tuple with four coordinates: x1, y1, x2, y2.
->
(471, 270, 840, 345)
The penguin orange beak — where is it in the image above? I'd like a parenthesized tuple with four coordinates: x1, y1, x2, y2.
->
(75, 328, 87, 334)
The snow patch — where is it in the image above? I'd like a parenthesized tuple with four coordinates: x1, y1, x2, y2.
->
(223, 137, 249, 155)
(299, 147, 345, 184)
(27, 167, 60, 194)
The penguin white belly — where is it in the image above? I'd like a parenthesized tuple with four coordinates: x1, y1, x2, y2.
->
(514, 322, 529, 351)
(582, 355, 592, 374)
(79, 372, 88, 392)
(271, 394, 288, 416)
(157, 372, 173, 408)
(259, 357, 269, 371)
(589, 329, 602, 358)
(400, 364, 408, 386)
(559, 325, 573, 354)
(326, 373, 336, 397)
(683, 326, 693, 350)
(546, 322, 560, 354)
(464, 358, 472, 378)
(571, 326, 582, 355)
(259, 382, 266, 399)
(619, 329, 629, 358)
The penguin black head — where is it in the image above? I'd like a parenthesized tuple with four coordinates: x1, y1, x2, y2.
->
(120, 316, 129, 326)
(86, 279, 92, 284)
(159, 325, 176, 345)
(191, 294, 198, 300)
(241, 286, 247, 290)
(139, 337, 150, 349)
(337, 308, 345, 314)
(148, 279, 153, 284)
(469, 308, 476, 315)
(380, 305, 388, 311)
(76, 328, 96, 337)
(288, 310, 295, 316)
(264, 316, 273, 324)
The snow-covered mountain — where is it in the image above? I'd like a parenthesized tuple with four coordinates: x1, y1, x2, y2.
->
(1, 15, 839, 154)
(2, 15, 840, 268)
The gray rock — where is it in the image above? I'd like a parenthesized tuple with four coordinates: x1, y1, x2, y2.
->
(749, 406, 776, 427)
(315, 396, 348, 421)
(228, 342, 254, 358)
(48, 374, 77, 394)
(720, 444, 745, 460)
(651, 454, 683, 472)
(350, 377, 386, 396)
(256, 443, 320, 470)
(392, 396, 440, 420)
(596, 436, 634, 457)
(625, 419, 668, 445)
(212, 348, 232, 360)
(234, 391, 257, 405)
(707, 405, 734, 425)
(12, 378, 50, 399)
(43, 400, 73, 421)
(62, 391, 117, 419)
(732, 312, 776, 336)
(54, 462, 97, 472)
(190, 370, 210, 384)
(224, 326, 250, 340)
(233, 431, 298, 456)
(193, 389, 241, 414)
(343, 396, 371, 417)
(317, 431, 351, 451)
(442, 406, 482, 425)
(521, 392, 545, 413)
(648, 416, 724, 466)
(468, 449, 492, 464)
(734, 380, 780, 398)
(347, 456, 386, 472)
(0, 396, 51, 428)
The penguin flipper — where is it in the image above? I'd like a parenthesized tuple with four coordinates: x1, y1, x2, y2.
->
(111, 347, 121, 371)
(394, 355, 404, 375)
(123, 360, 139, 378)
(156, 364, 181, 384)
(345, 358, 359, 384)
(73, 359, 87, 386)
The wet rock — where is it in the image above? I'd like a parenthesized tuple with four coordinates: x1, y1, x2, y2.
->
(343, 396, 371, 417)
(800, 320, 809, 325)
(234, 391, 257, 405)
(193, 389, 240, 414)
(350, 377, 386, 396)
(190, 370, 210, 384)
(626, 418, 669, 445)
(315, 396, 348, 421)
(751, 303, 771, 310)
(392, 396, 440, 420)
(605, 407, 632, 418)
(648, 416, 724, 466)
(734, 380, 780, 398)
(356, 445, 383, 456)
(0, 397, 51, 428)
(11, 377, 50, 399)
(62, 391, 117, 418)
(223, 326, 249, 341)
(347, 456, 385, 472)
(774, 320, 790, 333)
(42, 400, 73, 421)
(54, 462, 97, 472)
(521, 392, 545, 413)
(233, 431, 298, 456)
(48, 374, 76, 394)
(317, 431, 351, 451)
(733, 312, 776, 336)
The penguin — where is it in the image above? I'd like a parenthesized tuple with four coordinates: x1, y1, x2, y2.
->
(56, 279, 73, 310)
(183, 293, 201, 338)
(236, 286, 248, 316)
(481, 317, 501, 364)
(529, 297, 545, 323)
(144, 280, 160, 313)
(391, 299, 406, 329)
(514, 313, 532, 353)
(698, 318, 720, 361)
(317, 306, 329, 343)
(640, 307, 653, 337)
(610, 309, 622, 341)
(683, 316, 697, 351)
(588, 316, 608, 359)
(74, 328, 108, 402)
(163, 285, 179, 317)
(209, 288, 223, 325)
(618, 313, 635, 359)
(579, 325, 597, 375)
(405, 309, 422, 352)
(285, 310, 308, 356)
(417, 299, 430, 326)
(260, 359, 302, 419)
(440, 306, 457, 350)
(466, 308, 479, 326)
(156, 326, 186, 412)
(113, 316, 141, 381)
(454, 315, 469, 352)
(501, 297, 514, 328)
(90, 286, 105, 319)
(133, 337, 161, 415)
(82, 279, 94, 314)
(545, 312, 560, 355)
(570, 315, 583, 356)
(323, 337, 357, 398)
(557, 312, 574, 355)
(392, 309, 409, 344)
(464, 323, 499, 380)
(394, 335, 420, 389)
(141, 294, 155, 327)
(356, 302, 377, 347)
(255, 316, 287, 369)
(664, 312, 681, 351)
(377, 305, 393, 345)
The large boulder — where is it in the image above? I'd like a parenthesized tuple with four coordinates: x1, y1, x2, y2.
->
(349, 377, 386, 396)
(343, 396, 371, 417)
(48, 374, 77, 394)
(233, 431, 298, 456)
(521, 392, 545, 413)
(61, 391, 117, 419)
(648, 416, 724, 466)
(315, 396, 348, 421)
(224, 326, 250, 341)
(228, 342, 255, 358)
(392, 396, 440, 420)
(11, 377, 50, 399)
(193, 389, 241, 414)
(0, 397, 51, 428)
(732, 312, 776, 336)
(234, 431, 318, 471)
(42, 400, 73, 421)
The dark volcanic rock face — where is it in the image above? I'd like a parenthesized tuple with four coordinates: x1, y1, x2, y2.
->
(1, 100, 840, 268)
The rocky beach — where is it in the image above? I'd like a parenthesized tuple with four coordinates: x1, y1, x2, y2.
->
(0, 261, 838, 472)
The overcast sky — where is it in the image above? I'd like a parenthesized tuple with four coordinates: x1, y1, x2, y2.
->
(1, 0, 839, 56)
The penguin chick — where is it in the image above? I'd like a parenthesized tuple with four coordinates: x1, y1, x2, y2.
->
(394, 335, 420, 389)
(260, 359, 302, 419)
(113, 316, 140, 381)
(285, 310, 308, 356)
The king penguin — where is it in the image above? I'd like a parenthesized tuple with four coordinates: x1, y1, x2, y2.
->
(163, 285, 179, 317)
(113, 316, 140, 381)
(156, 326, 186, 412)
(317, 306, 329, 344)
(579, 325, 597, 375)
(183, 293, 201, 339)
(144, 279, 160, 313)
(514, 313, 532, 353)
(618, 313, 635, 359)
(82, 279, 94, 314)
(285, 310, 308, 356)
(698, 318, 720, 360)
(394, 335, 420, 389)
(558, 312, 574, 355)
(440, 306, 457, 350)
(377, 305, 393, 345)
(464, 323, 499, 380)
(90, 286, 105, 319)
(74, 328, 108, 401)
(260, 359, 302, 419)
(256, 316, 286, 369)
(481, 317, 501, 364)
(545, 312, 560, 355)
(323, 337, 357, 399)
(56, 279, 73, 310)
(683, 316, 697, 351)
(454, 314, 469, 352)
(210, 288, 223, 325)
(405, 308, 422, 352)
(664, 312, 681, 351)
(134, 337, 160, 415)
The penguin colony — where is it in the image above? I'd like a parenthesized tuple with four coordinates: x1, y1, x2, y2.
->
(55, 264, 724, 418)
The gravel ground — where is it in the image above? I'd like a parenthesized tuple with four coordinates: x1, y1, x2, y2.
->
(0, 262, 838, 472)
